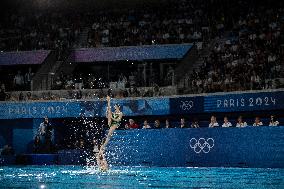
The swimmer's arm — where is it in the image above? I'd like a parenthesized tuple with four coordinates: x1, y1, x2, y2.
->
(105, 109, 110, 118)
(106, 96, 111, 118)
(111, 112, 123, 122)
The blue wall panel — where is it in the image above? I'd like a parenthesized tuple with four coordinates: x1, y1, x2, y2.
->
(204, 91, 284, 113)
(13, 128, 33, 154)
(0, 98, 169, 119)
(0, 90, 283, 119)
(106, 127, 284, 168)
(169, 96, 203, 114)
(0, 101, 80, 119)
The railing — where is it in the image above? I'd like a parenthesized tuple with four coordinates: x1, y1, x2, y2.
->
(5, 86, 177, 101)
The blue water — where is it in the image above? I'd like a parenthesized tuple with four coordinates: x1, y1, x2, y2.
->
(0, 166, 283, 189)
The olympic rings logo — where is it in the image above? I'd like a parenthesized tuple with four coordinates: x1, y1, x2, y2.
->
(190, 138, 214, 153)
(180, 100, 194, 110)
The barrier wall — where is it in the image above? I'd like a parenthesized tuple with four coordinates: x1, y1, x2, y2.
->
(0, 90, 283, 119)
(0, 90, 283, 155)
(106, 127, 284, 168)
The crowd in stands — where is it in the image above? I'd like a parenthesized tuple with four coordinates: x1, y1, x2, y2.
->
(0, 0, 283, 97)
(86, 0, 215, 48)
(124, 115, 280, 129)
(188, 2, 284, 93)
(0, 67, 35, 95)
(2, 0, 281, 52)
(0, 0, 221, 51)
(0, 12, 82, 51)
(12, 68, 34, 91)
(53, 71, 108, 91)
(0, 85, 167, 101)
(52, 72, 164, 98)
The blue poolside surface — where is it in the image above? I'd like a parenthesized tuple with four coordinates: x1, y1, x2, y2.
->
(0, 166, 283, 189)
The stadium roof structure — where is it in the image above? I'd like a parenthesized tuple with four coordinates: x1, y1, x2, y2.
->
(68, 44, 193, 63)
(0, 50, 51, 66)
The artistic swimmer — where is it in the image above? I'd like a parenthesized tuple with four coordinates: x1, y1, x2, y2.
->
(97, 95, 123, 171)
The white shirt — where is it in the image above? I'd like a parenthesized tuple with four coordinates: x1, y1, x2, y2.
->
(209, 122, 219, 128)
(38, 122, 46, 135)
(269, 121, 279, 126)
(14, 75, 24, 85)
(222, 122, 232, 127)
(253, 122, 263, 126)
(236, 122, 247, 128)
(142, 125, 151, 129)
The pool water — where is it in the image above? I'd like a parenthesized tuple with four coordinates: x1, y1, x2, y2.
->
(0, 166, 283, 189)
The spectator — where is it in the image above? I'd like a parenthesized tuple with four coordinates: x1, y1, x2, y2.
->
(153, 84, 161, 96)
(128, 86, 140, 97)
(236, 116, 247, 128)
(38, 117, 53, 152)
(222, 117, 232, 127)
(165, 119, 172, 128)
(191, 118, 199, 128)
(125, 119, 139, 129)
(253, 117, 263, 127)
(26, 92, 32, 101)
(269, 115, 279, 126)
(1, 145, 15, 156)
(33, 135, 42, 153)
(209, 116, 219, 128)
(142, 120, 151, 129)
(74, 74, 83, 90)
(38, 117, 48, 139)
(19, 92, 24, 101)
(154, 120, 161, 129)
(24, 67, 34, 90)
(180, 118, 187, 128)
(53, 77, 63, 90)
(65, 76, 74, 89)
(0, 84, 6, 101)
(75, 90, 83, 99)
(14, 71, 24, 90)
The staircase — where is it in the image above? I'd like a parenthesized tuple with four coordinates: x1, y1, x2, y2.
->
(32, 27, 91, 91)
(32, 51, 57, 91)
(176, 36, 229, 94)
(174, 45, 198, 86)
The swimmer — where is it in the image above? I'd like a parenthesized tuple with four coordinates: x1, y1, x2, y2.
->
(97, 95, 123, 171)
(96, 151, 109, 172)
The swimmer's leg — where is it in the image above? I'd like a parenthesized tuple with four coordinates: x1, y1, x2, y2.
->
(99, 125, 118, 154)
(96, 149, 109, 171)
